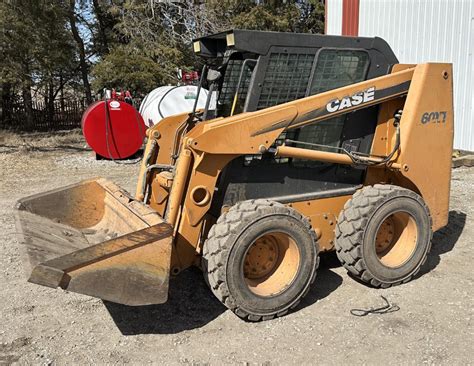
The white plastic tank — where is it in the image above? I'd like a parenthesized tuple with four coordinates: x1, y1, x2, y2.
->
(139, 85, 208, 127)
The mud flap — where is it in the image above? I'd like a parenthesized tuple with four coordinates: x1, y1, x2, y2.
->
(15, 178, 173, 306)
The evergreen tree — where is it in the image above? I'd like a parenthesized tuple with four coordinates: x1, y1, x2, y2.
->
(1, 0, 325, 128)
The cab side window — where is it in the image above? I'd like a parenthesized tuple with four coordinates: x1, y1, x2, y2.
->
(292, 49, 370, 167)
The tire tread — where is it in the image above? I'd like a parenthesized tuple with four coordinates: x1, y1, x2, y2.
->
(335, 185, 433, 288)
(203, 199, 319, 321)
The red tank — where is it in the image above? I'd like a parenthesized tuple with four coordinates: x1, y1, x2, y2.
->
(81, 100, 146, 159)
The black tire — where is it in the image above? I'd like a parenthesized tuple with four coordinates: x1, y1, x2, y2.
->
(202, 199, 319, 321)
(335, 184, 432, 288)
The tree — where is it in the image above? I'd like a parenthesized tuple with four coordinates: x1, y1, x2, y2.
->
(68, 0, 93, 104)
(91, 0, 115, 55)
(206, 0, 325, 33)
(91, 0, 207, 94)
(1, 0, 76, 128)
(90, 0, 325, 95)
(299, 0, 325, 34)
(92, 44, 181, 95)
(0, 0, 325, 129)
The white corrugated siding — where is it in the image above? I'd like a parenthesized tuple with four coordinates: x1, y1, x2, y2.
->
(326, 0, 343, 35)
(326, 0, 474, 151)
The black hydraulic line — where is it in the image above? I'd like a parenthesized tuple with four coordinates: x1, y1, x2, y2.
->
(190, 65, 207, 120)
(202, 82, 214, 121)
(284, 110, 402, 167)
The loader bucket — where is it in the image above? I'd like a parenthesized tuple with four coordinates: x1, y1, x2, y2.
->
(15, 178, 173, 306)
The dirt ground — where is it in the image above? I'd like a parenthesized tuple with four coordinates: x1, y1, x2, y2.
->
(0, 131, 472, 365)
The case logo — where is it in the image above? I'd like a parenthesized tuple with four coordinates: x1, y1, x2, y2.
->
(326, 87, 375, 113)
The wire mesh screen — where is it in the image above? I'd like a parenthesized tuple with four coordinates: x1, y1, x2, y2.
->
(257, 53, 314, 110)
(292, 49, 370, 167)
(242, 49, 369, 167)
(217, 59, 243, 117)
(309, 49, 369, 94)
(295, 117, 346, 150)
(241, 52, 314, 166)
(234, 62, 255, 115)
(217, 59, 254, 117)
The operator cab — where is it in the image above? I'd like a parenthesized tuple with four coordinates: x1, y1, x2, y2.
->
(192, 30, 399, 210)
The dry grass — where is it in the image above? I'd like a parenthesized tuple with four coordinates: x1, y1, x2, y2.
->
(0, 129, 88, 153)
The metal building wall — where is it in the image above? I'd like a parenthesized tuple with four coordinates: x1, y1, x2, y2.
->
(326, 0, 474, 151)
(326, 0, 343, 35)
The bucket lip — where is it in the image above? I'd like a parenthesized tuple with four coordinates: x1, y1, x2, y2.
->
(14, 178, 170, 288)
(15, 177, 102, 210)
(33, 222, 173, 281)
(25, 222, 173, 306)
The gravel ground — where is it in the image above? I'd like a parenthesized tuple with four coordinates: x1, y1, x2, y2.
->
(0, 133, 472, 365)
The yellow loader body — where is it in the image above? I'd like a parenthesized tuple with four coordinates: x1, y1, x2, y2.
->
(14, 30, 454, 321)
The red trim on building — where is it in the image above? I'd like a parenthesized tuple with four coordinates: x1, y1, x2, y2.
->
(342, 0, 360, 36)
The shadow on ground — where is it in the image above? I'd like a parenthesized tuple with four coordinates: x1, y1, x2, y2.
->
(345, 209, 467, 285)
(105, 211, 464, 335)
(106, 260, 343, 335)
(295, 265, 343, 311)
(104, 268, 225, 335)
(418, 209, 467, 276)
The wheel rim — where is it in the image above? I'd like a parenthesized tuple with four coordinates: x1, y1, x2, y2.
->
(243, 232, 300, 297)
(375, 211, 418, 268)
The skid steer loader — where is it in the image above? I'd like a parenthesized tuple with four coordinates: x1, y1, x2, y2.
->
(16, 30, 454, 321)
